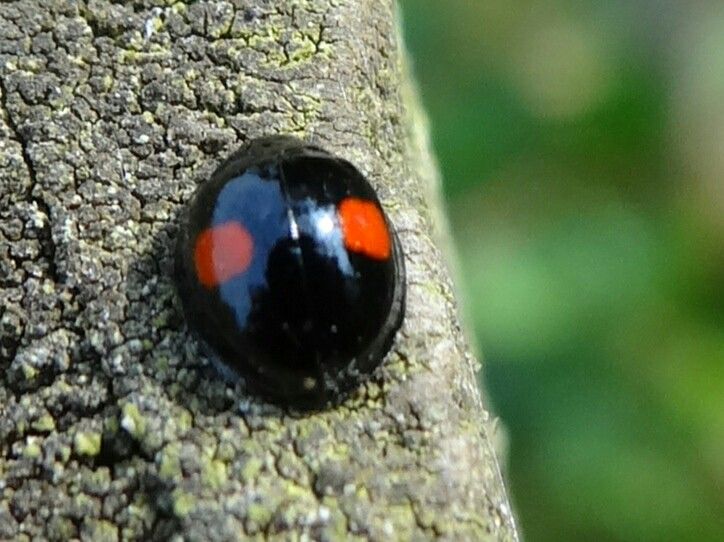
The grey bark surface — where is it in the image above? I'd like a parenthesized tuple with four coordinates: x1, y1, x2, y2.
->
(0, 1, 518, 540)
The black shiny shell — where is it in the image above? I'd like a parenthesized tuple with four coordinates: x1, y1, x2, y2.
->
(175, 136, 405, 407)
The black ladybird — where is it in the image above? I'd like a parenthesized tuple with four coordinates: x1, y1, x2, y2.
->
(175, 136, 406, 407)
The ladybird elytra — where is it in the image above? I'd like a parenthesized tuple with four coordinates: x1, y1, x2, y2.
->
(175, 135, 406, 408)
(338, 197, 392, 260)
(193, 221, 254, 287)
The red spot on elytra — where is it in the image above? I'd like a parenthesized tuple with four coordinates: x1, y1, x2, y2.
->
(194, 222, 254, 288)
(338, 197, 391, 260)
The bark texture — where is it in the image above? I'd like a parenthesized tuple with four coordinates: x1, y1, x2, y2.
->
(0, 1, 518, 540)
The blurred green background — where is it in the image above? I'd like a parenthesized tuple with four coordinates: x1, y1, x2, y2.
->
(399, 1, 724, 540)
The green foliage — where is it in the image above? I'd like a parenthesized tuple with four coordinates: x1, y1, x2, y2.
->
(401, 1, 724, 540)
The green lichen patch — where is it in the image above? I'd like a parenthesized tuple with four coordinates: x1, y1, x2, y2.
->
(171, 489, 196, 518)
(81, 519, 118, 542)
(245, 501, 274, 533)
(157, 442, 182, 480)
(22, 438, 42, 459)
(119, 403, 146, 440)
(201, 458, 228, 490)
(240, 456, 265, 484)
(74, 431, 102, 457)
(31, 413, 56, 433)
(46, 516, 76, 541)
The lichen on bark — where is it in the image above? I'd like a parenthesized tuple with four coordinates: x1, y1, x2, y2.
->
(0, 1, 518, 540)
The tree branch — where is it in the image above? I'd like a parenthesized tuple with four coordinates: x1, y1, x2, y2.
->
(0, 1, 518, 539)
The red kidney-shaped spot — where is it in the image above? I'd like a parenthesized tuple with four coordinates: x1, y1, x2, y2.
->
(194, 221, 254, 287)
(338, 197, 391, 260)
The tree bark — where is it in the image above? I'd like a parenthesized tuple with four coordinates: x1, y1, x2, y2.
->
(0, 1, 518, 540)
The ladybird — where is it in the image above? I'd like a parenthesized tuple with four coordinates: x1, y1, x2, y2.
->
(175, 135, 406, 408)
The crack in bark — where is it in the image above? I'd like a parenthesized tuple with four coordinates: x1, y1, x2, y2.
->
(0, 76, 59, 284)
